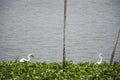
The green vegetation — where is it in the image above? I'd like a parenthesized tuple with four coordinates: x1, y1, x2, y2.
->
(0, 61, 120, 80)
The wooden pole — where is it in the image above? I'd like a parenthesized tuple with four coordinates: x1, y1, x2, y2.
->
(63, 0, 67, 71)
(110, 25, 120, 65)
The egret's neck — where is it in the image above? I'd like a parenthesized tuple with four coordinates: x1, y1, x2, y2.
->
(27, 55, 31, 61)
(99, 55, 102, 62)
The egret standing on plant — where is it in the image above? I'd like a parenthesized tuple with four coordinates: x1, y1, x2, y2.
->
(20, 54, 34, 62)
(97, 53, 103, 64)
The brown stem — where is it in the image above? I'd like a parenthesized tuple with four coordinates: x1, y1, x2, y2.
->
(63, 0, 67, 71)
(110, 25, 120, 65)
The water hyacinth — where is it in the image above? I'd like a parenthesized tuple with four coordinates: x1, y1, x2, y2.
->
(0, 61, 120, 80)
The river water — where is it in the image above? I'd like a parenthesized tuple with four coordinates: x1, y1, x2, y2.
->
(0, 0, 120, 63)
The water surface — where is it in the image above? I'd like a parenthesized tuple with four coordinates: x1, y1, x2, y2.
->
(0, 0, 120, 63)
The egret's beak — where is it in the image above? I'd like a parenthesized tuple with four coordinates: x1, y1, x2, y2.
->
(31, 55, 34, 58)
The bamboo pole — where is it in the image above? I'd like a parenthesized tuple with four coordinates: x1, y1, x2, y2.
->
(110, 25, 120, 65)
(63, 0, 67, 71)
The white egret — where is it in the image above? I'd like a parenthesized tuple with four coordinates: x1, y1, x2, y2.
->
(20, 54, 34, 62)
(97, 53, 103, 64)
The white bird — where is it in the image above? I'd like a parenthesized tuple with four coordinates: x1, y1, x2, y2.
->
(20, 54, 34, 62)
(97, 53, 103, 64)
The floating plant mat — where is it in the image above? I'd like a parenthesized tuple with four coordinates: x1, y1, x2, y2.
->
(0, 61, 120, 80)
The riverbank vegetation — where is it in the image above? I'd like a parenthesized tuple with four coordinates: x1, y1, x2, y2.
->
(0, 61, 120, 80)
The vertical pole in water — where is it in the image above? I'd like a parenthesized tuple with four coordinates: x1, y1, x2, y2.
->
(63, 0, 67, 71)
(110, 25, 120, 65)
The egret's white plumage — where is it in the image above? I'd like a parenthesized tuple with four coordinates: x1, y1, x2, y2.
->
(20, 54, 34, 62)
(97, 53, 103, 64)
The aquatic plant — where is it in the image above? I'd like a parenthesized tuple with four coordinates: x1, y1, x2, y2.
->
(0, 61, 120, 80)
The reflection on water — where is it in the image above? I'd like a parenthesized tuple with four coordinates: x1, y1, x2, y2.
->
(0, 0, 120, 63)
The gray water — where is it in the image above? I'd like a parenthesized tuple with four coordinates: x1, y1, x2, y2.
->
(0, 0, 120, 63)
